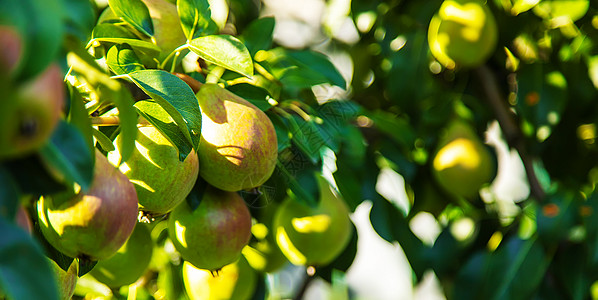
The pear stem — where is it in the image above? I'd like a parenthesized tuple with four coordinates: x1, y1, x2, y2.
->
(206, 66, 225, 84)
(474, 65, 546, 201)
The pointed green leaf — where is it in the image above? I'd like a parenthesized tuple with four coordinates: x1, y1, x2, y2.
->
(135, 100, 193, 161)
(240, 17, 275, 56)
(177, 0, 218, 40)
(106, 44, 146, 75)
(188, 35, 253, 78)
(39, 121, 94, 194)
(128, 70, 202, 150)
(66, 85, 94, 152)
(91, 23, 160, 54)
(108, 0, 154, 37)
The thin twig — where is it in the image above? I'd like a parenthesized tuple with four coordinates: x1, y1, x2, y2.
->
(91, 116, 150, 127)
(474, 65, 546, 201)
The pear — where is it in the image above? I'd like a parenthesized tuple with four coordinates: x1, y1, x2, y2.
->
(428, 0, 498, 69)
(196, 84, 278, 192)
(183, 255, 257, 300)
(108, 124, 199, 215)
(37, 149, 139, 260)
(0, 64, 64, 159)
(89, 223, 153, 288)
(273, 176, 353, 266)
(431, 119, 496, 198)
(168, 184, 252, 271)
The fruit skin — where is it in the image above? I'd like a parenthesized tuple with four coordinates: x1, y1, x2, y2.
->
(168, 184, 252, 271)
(0, 25, 23, 75)
(141, 0, 187, 61)
(89, 223, 153, 288)
(242, 202, 288, 273)
(428, 0, 498, 69)
(196, 84, 278, 192)
(49, 259, 78, 300)
(273, 176, 353, 266)
(183, 255, 257, 300)
(37, 149, 139, 260)
(431, 119, 496, 198)
(0, 63, 64, 159)
(108, 125, 199, 215)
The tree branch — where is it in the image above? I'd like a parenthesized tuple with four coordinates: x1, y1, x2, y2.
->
(474, 65, 546, 201)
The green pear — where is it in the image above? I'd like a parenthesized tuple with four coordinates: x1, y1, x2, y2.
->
(0, 64, 64, 159)
(108, 124, 199, 215)
(37, 149, 139, 260)
(273, 176, 353, 266)
(431, 119, 496, 198)
(141, 0, 187, 61)
(428, 0, 498, 69)
(89, 223, 153, 288)
(168, 184, 252, 271)
(183, 255, 257, 300)
(242, 201, 288, 273)
(196, 84, 278, 192)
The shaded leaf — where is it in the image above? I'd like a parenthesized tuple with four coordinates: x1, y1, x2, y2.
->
(108, 0, 154, 37)
(240, 17, 275, 56)
(128, 70, 202, 151)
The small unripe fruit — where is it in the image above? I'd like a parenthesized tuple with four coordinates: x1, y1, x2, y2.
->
(168, 185, 252, 271)
(108, 124, 199, 215)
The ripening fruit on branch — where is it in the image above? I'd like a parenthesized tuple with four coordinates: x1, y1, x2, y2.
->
(0, 63, 64, 160)
(431, 119, 496, 198)
(182, 255, 257, 300)
(37, 149, 139, 260)
(273, 176, 353, 266)
(196, 84, 278, 192)
(89, 223, 153, 288)
(428, 0, 498, 69)
(168, 184, 252, 271)
(108, 124, 199, 215)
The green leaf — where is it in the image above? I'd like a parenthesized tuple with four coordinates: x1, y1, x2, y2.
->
(227, 83, 273, 111)
(63, 0, 96, 42)
(128, 70, 202, 150)
(0, 218, 60, 300)
(536, 190, 577, 244)
(177, 0, 218, 40)
(13, 0, 64, 81)
(3, 155, 67, 196)
(67, 85, 94, 153)
(108, 0, 154, 37)
(134, 100, 193, 161)
(366, 110, 416, 149)
(0, 167, 19, 221)
(275, 161, 319, 208)
(188, 35, 254, 78)
(39, 121, 94, 194)
(91, 23, 161, 54)
(369, 193, 427, 279)
(106, 44, 146, 75)
(287, 51, 346, 89)
(240, 17, 275, 56)
(92, 128, 115, 153)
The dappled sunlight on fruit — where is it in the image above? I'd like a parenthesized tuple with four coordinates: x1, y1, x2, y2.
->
(292, 214, 332, 233)
(433, 138, 481, 171)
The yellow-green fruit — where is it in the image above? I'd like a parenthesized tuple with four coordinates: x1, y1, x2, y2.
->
(38, 150, 139, 260)
(428, 0, 498, 69)
(273, 176, 353, 266)
(182, 256, 257, 300)
(108, 125, 199, 215)
(168, 185, 252, 271)
(0, 64, 64, 159)
(89, 223, 153, 288)
(49, 259, 78, 300)
(532, 0, 589, 22)
(431, 120, 495, 198)
(242, 202, 288, 273)
(141, 0, 187, 61)
(196, 84, 278, 192)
